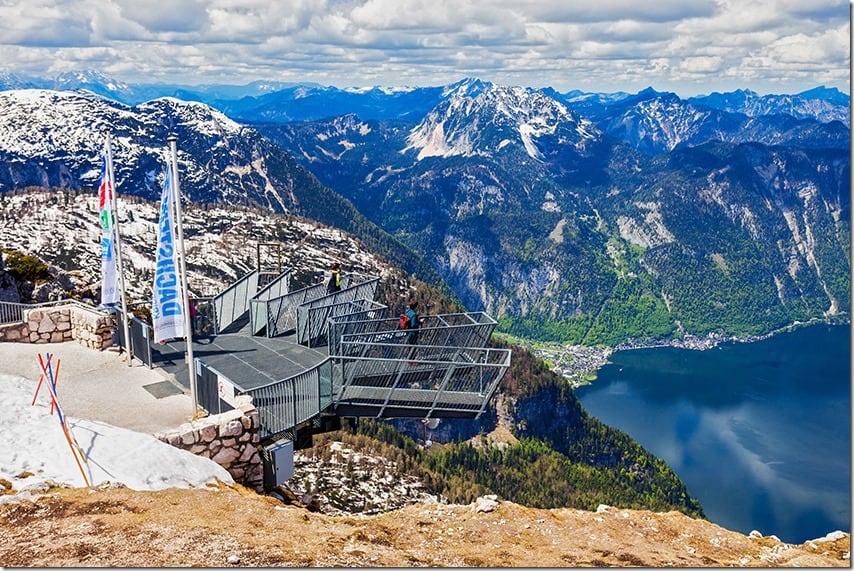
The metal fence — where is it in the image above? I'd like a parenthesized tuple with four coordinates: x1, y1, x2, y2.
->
(0, 298, 104, 326)
(213, 270, 260, 334)
(329, 312, 497, 357)
(108, 307, 153, 368)
(244, 359, 334, 440)
(253, 274, 379, 338)
(297, 298, 386, 348)
(330, 344, 511, 419)
(249, 270, 293, 335)
(234, 343, 509, 438)
(0, 301, 27, 325)
(325, 301, 392, 355)
(196, 359, 244, 416)
(128, 316, 153, 367)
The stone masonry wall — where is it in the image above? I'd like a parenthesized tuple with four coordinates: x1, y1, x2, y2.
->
(0, 305, 113, 349)
(155, 395, 264, 493)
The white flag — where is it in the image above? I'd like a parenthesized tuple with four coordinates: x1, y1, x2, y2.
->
(152, 165, 184, 343)
(98, 156, 120, 305)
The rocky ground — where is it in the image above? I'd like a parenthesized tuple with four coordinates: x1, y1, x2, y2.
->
(0, 482, 849, 567)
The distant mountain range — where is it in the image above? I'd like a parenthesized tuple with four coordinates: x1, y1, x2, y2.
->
(0, 72, 848, 345)
(1, 70, 848, 125)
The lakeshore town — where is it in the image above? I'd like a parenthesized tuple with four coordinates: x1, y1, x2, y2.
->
(510, 319, 837, 389)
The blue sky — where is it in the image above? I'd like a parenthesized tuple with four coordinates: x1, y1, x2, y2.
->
(0, 0, 849, 96)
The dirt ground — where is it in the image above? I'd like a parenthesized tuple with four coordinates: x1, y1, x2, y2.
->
(0, 482, 849, 567)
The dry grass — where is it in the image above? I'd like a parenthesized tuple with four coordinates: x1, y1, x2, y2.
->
(0, 483, 848, 567)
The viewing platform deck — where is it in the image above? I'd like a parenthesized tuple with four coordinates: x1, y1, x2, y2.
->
(115, 269, 512, 441)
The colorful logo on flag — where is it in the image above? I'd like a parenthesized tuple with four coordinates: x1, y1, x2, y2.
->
(99, 155, 120, 305)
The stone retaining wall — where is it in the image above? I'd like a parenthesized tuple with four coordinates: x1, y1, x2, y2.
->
(155, 395, 264, 493)
(0, 305, 114, 350)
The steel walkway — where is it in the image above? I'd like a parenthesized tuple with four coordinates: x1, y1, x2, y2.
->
(152, 321, 327, 394)
(131, 270, 511, 441)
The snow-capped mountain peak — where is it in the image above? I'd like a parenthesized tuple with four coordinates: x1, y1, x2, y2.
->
(404, 81, 598, 161)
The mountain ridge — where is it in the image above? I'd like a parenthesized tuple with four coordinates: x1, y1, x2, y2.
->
(0, 80, 848, 347)
(257, 82, 849, 344)
(1, 70, 847, 124)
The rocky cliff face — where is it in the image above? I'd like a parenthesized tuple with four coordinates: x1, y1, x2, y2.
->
(1, 82, 848, 344)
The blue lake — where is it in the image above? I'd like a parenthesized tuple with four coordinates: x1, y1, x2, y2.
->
(575, 324, 851, 544)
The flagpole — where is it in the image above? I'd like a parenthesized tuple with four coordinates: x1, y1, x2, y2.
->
(103, 128, 132, 367)
(167, 135, 198, 415)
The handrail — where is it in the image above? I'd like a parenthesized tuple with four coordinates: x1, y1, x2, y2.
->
(329, 312, 497, 356)
(0, 299, 110, 325)
(213, 270, 260, 334)
(240, 342, 511, 437)
(248, 269, 293, 335)
(332, 346, 510, 419)
(244, 358, 333, 440)
(297, 298, 386, 347)
(253, 269, 291, 301)
(254, 274, 380, 338)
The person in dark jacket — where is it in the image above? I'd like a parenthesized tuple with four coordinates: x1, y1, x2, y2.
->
(326, 262, 342, 293)
(405, 300, 422, 344)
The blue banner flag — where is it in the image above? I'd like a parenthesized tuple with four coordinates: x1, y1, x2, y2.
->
(152, 165, 184, 343)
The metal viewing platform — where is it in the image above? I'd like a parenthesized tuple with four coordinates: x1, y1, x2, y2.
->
(117, 269, 511, 441)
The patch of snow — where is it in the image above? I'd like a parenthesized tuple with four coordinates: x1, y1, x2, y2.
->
(0, 374, 232, 494)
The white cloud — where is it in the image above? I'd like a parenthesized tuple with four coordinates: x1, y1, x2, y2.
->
(0, 0, 848, 95)
(755, 24, 850, 65)
(0, 0, 93, 47)
(679, 56, 724, 74)
(114, 0, 209, 34)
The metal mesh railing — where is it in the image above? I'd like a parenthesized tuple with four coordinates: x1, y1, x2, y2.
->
(249, 270, 291, 335)
(213, 270, 260, 334)
(128, 314, 153, 367)
(326, 301, 391, 355)
(232, 343, 509, 437)
(295, 279, 384, 345)
(255, 269, 292, 301)
(297, 298, 386, 348)
(256, 274, 379, 338)
(329, 312, 497, 357)
(331, 344, 511, 419)
(244, 359, 334, 440)
(106, 306, 154, 368)
(196, 360, 239, 416)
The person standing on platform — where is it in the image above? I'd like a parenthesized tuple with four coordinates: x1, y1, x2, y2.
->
(327, 262, 342, 294)
(404, 300, 423, 342)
